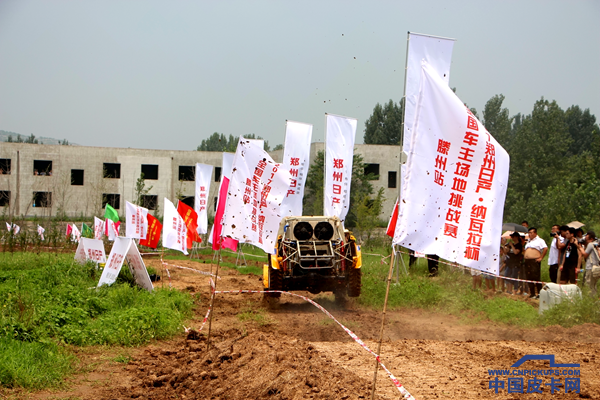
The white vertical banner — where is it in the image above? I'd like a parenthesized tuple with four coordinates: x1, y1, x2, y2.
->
(280, 121, 313, 217)
(324, 114, 357, 222)
(162, 198, 188, 255)
(403, 32, 455, 155)
(194, 163, 213, 234)
(94, 217, 104, 240)
(394, 61, 509, 274)
(125, 201, 148, 239)
(221, 138, 291, 253)
(401, 33, 455, 210)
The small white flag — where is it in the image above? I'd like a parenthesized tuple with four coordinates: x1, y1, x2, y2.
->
(37, 225, 45, 240)
(162, 198, 188, 255)
(125, 201, 149, 239)
(94, 217, 104, 240)
(71, 224, 81, 243)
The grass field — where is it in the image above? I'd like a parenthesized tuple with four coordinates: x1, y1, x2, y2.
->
(358, 250, 600, 328)
(1, 244, 598, 390)
(0, 252, 193, 389)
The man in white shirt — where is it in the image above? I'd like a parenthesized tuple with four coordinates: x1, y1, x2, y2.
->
(548, 224, 564, 283)
(524, 227, 548, 299)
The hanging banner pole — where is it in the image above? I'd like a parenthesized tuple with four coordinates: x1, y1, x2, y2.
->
(206, 248, 222, 351)
(370, 250, 395, 400)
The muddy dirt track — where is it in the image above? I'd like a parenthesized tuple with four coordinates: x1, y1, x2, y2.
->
(10, 257, 600, 400)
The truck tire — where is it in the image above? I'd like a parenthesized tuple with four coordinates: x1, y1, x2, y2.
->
(268, 267, 282, 298)
(347, 267, 361, 297)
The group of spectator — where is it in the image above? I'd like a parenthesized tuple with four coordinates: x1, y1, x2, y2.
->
(499, 221, 600, 299)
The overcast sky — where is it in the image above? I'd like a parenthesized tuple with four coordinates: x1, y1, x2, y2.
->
(0, 0, 598, 150)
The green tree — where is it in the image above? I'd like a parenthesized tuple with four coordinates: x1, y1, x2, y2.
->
(564, 105, 600, 156)
(24, 134, 38, 144)
(303, 151, 375, 227)
(355, 187, 385, 240)
(135, 173, 153, 206)
(482, 94, 513, 152)
(363, 99, 403, 145)
(197, 133, 271, 152)
(197, 133, 231, 152)
(272, 144, 284, 151)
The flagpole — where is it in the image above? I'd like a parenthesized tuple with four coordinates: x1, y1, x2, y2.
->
(370, 250, 395, 400)
(323, 113, 328, 215)
(371, 32, 410, 400)
(206, 246, 221, 351)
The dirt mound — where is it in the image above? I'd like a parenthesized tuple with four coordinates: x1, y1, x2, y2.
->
(102, 329, 384, 400)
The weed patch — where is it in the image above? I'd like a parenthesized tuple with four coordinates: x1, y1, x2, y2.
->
(0, 252, 193, 389)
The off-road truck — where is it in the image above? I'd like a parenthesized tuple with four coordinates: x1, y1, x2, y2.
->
(263, 216, 362, 299)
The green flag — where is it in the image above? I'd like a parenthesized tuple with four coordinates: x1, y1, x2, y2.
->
(104, 204, 119, 222)
(82, 223, 93, 238)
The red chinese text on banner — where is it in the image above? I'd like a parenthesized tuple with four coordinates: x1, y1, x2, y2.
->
(394, 61, 509, 275)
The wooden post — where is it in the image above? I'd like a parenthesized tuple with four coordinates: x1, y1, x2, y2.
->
(206, 248, 222, 351)
(371, 250, 395, 400)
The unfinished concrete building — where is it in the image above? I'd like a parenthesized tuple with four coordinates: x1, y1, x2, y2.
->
(0, 142, 401, 220)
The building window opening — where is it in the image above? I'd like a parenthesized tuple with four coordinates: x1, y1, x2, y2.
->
(181, 196, 194, 208)
(179, 166, 194, 181)
(103, 163, 121, 179)
(33, 160, 53, 176)
(388, 171, 397, 188)
(141, 164, 159, 180)
(0, 159, 11, 174)
(0, 191, 10, 206)
(364, 163, 380, 180)
(33, 191, 52, 207)
(214, 167, 222, 182)
(102, 193, 121, 210)
(71, 169, 84, 186)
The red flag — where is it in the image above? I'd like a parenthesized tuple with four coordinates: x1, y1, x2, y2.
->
(211, 176, 238, 251)
(386, 198, 399, 238)
(66, 224, 72, 238)
(140, 214, 162, 249)
(177, 200, 202, 248)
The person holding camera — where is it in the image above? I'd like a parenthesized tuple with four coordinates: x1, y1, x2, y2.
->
(548, 224, 564, 283)
(559, 227, 579, 285)
(581, 231, 600, 297)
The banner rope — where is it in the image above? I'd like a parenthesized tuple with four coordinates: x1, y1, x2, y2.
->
(199, 281, 415, 400)
(160, 261, 222, 280)
(384, 248, 579, 286)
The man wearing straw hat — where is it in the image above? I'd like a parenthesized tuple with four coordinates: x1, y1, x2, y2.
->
(523, 227, 547, 299)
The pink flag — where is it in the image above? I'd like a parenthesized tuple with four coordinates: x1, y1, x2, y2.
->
(212, 176, 238, 251)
